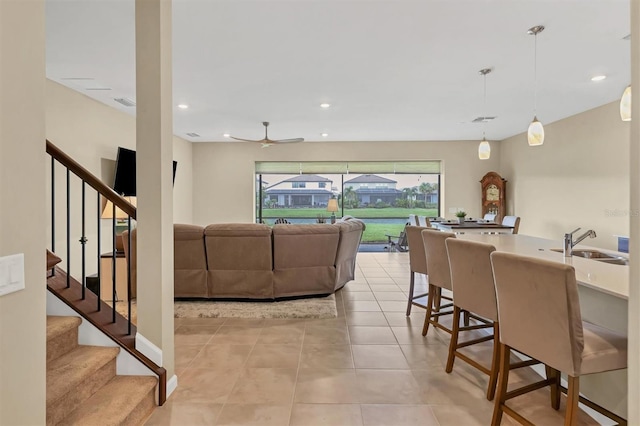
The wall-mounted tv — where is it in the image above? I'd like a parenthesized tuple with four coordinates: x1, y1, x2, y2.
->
(113, 147, 178, 196)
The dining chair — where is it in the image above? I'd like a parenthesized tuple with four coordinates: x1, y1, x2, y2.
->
(490, 252, 627, 425)
(421, 229, 456, 337)
(405, 226, 430, 316)
(408, 214, 418, 225)
(417, 215, 431, 227)
(501, 215, 520, 234)
(483, 213, 497, 222)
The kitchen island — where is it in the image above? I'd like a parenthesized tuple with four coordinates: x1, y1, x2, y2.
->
(455, 233, 628, 419)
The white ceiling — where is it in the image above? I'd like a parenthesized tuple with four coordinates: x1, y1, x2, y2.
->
(45, 0, 630, 143)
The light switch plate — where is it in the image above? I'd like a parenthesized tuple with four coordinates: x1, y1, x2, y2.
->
(0, 253, 25, 296)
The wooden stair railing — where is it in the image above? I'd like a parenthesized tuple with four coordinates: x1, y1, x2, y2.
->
(46, 140, 166, 405)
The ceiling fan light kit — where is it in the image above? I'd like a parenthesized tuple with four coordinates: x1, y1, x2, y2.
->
(229, 121, 305, 147)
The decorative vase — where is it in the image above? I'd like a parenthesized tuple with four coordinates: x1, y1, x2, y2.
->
(458, 217, 465, 224)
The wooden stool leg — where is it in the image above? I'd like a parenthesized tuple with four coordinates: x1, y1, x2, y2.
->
(445, 305, 461, 373)
(491, 343, 511, 426)
(406, 271, 415, 316)
(422, 284, 435, 336)
(463, 310, 470, 327)
(433, 287, 442, 324)
(565, 376, 580, 426)
(545, 365, 561, 410)
(487, 321, 500, 401)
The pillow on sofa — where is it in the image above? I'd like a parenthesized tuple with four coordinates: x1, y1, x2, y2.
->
(47, 249, 62, 270)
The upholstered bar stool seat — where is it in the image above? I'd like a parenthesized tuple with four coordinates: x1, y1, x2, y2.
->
(490, 252, 627, 426)
(405, 225, 430, 316)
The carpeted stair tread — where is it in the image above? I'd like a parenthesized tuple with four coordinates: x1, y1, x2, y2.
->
(59, 375, 157, 426)
(47, 316, 82, 362)
(47, 345, 119, 406)
(46, 316, 81, 341)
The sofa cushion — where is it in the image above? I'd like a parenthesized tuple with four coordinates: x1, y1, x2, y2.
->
(174, 224, 208, 298)
(333, 220, 365, 290)
(205, 223, 274, 299)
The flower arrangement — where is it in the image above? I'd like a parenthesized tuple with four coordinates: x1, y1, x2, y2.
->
(455, 210, 467, 218)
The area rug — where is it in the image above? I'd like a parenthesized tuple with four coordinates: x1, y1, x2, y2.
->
(111, 294, 338, 324)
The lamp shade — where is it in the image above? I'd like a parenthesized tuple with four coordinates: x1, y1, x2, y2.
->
(102, 196, 136, 219)
(327, 198, 339, 213)
(527, 116, 544, 146)
(478, 139, 491, 160)
(620, 85, 631, 121)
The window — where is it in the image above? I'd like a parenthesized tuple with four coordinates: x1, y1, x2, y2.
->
(318, 182, 326, 188)
(292, 182, 306, 188)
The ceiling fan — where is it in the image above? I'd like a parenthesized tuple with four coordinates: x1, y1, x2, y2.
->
(230, 121, 304, 148)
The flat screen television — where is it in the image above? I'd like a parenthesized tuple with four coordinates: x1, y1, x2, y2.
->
(113, 147, 177, 196)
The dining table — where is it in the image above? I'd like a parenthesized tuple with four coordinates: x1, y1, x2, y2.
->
(431, 219, 514, 234)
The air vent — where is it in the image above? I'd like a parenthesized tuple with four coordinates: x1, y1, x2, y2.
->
(472, 116, 496, 123)
(186, 132, 200, 138)
(114, 97, 136, 107)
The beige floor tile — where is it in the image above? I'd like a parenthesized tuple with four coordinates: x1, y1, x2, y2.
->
(384, 312, 426, 328)
(346, 311, 389, 326)
(294, 368, 360, 403)
(245, 344, 301, 369)
(174, 325, 221, 346)
(216, 404, 292, 426)
(360, 270, 391, 278)
(227, 368, 297, 404)
(400, 344, 448, 370)
(189, 344, 253, 369)
(356, 370, 425, 404)
(378, 301, 409, 312)
(222, 318, 267, 327)
(290, 403, 363, 426)
(300, 344, 354, 369)
(343, 284, 372, 292)
(352, 345, 409, 369)
(411, 369, 488, 405)
(344, 301, 382, 312)
(144, 401, 223, 425)
(175, 345, 204, 370)
(367, 284, 402, 292)
(343, 291, 377, 301)
(392, 327, 440, 345)
(430, 403, 497, 426)
(366, 278, 396, 285)
(348, 326, 398, 345)
(257, 326, 305, 345)
(178, 317, 227, 327)
(360, 404, 439, 426)
(304, 325, 350, 345)
(171, 368, 241, 404)
(304, 316, 347, 327)
(208, 325, 263, 345)
(504, 387, 601, 425)
(373, 291, 408, 301)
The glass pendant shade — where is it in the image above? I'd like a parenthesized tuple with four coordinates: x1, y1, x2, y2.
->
(478, 138, 491, 160)
(527, 116, 544, 146)
(620, 85, 631, 121)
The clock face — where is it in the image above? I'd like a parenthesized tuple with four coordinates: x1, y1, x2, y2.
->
(486, 184, 500, 201)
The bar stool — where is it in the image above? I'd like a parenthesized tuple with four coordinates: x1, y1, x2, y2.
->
(405, 225, 430, 316)
(421, 229, 456, 337)
(490, 252, 627, 425)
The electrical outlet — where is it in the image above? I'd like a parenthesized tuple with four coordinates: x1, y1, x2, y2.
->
(0, 253, 25, 296)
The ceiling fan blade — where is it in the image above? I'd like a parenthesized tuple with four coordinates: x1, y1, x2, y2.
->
(229, 136, 263, 143)
(273, 138, 304, 143)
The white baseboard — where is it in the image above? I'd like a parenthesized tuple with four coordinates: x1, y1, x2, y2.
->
(166, 374, 178, 399)
(135, 333, 163, 367)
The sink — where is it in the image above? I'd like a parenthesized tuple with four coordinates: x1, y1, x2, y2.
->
(549, 248, 628, 265)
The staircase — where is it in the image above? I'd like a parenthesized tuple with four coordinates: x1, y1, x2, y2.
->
(46, 315, 157, 425)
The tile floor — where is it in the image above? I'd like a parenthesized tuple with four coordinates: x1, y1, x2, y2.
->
(146, 252, 603, 425)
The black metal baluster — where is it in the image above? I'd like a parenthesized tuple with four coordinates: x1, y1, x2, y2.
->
(51, 157, 56, 276)
(97, 193, 102, 312)
(80, 181, 87, 299)
(66, 168, 70, 288)
(126, 216, 132, 335)
(112, 201, 117, 323)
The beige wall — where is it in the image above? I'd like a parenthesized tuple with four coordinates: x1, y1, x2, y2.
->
(499, 101, 630, 251)
(45, 80, 193, 275)
(0, 1, 47, 423)
(192, 140, 501, 225)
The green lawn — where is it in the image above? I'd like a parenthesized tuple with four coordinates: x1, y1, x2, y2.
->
(361, 223, 406, 243)
(262, 207, 438, 219)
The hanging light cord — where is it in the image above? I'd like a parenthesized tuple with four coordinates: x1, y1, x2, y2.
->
(533, 32, 538, 115)
(483, 71, 488, 139)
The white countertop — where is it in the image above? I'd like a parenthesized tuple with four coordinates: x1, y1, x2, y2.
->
(456, 234, 629, 300)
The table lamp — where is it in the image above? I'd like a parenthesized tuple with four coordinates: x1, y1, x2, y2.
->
(327, 198, 339, 224)
(102, 196, 136, 252)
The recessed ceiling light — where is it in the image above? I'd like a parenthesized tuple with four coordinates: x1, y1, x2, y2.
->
(177, 104, 189, 109)
(591, 75, 607, 82)
(321, 133, 329, 137)
(223, 133, 230, 138)
(320, 103, 331, 109)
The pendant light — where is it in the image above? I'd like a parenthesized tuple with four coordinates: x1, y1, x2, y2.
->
(478, 68, 492, 160)
(527, 25, 545, 146)
(620, 85, 631, 121)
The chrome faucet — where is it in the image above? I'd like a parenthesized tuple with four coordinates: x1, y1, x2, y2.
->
(563, 228, 597, 257)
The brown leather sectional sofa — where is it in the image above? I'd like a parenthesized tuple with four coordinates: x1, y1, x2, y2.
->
(123, 218, 365, 300)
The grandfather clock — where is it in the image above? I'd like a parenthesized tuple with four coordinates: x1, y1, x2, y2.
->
(480, 172, 507, 223)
